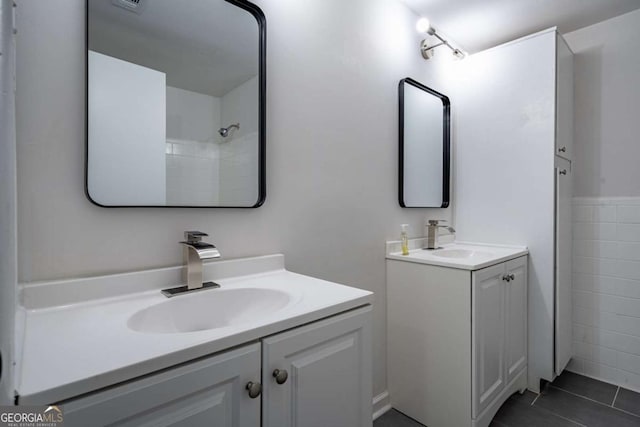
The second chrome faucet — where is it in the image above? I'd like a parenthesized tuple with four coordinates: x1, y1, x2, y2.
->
(424, 220, 456, 250)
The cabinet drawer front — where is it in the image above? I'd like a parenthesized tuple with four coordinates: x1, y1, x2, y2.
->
(61, 343, 261, 427)
(262, 306, 372, 427)
(472, 263, 506, 418)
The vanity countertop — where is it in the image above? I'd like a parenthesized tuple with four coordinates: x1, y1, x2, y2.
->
(386, 241, 528, 270)
(16, 255, 373, 404)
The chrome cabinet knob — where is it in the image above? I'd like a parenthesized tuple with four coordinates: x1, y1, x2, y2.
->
(559, 169, 567, 175)
(509, 273, 515, 281)
(559, 146, 567, 153)
(273, 369, 289, 384)
(502, 275, 511, 282)
(246, 381, 262, 398)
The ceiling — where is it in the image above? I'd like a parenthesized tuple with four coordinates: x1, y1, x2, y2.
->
(399, 0, 640, 53)
(88, 0, 259, 97)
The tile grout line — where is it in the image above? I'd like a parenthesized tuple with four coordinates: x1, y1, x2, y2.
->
(572, 288, 640, 302)
(548, 384, 610, 406)
(549, 385, 640, 419)
(612, 386, 620, 408)
(545, 408, 588, 427)
(529, 391, 586, 427)
(530, 393, 541, 406)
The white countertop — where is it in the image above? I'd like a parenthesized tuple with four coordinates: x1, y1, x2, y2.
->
(16, 255, 373, 404)
(386, 241, 528, 270)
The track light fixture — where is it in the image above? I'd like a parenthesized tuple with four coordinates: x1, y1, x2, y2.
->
(416, 17, 465, 60)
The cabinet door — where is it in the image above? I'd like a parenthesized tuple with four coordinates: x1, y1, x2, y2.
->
(555, 34, 574, 160)
(472, 263, 506, 418)
(556, 158, 573, 374)
(505, 257, 528, 384)
(62, 343, 261, 427)
(262, 306, 372, 427)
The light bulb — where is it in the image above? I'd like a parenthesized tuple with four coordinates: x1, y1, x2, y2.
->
(416, 17, 431, 34)
(452, 49, 465, 59)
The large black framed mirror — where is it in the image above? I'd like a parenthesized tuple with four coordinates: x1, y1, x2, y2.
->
(86, 0, 266, 207)
(398, 78, 450, 208)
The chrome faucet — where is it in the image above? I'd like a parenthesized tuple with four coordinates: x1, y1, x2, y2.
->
(424, 220, 456, 250)
(181, 231, 221, 289)
(161, 231, 221, 297)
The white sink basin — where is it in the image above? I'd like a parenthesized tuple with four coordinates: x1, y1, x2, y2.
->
(128, 288, 292, 334)
(387, 242, 527, 270)
(432, 248, 493, 259)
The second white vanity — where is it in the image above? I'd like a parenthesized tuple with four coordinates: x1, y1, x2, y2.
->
(386, 241, 529, 427)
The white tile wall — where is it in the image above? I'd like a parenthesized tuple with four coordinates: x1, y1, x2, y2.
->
(218, 131, 259, 205)
(567, 197, 640, 392)
(165, 86, 221, 205)
(166, 141, 220, 205)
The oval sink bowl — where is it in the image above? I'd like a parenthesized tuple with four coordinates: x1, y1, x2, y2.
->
(128, 288, 291, 334)
(432, 249, 493, 259)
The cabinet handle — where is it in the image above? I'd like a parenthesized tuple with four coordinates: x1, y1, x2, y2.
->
(559, 169, 567, 175)
(246, 381, 262, 398)
(273, 369, 289, 384)
(559, 146, 567, 153)
(502, 275, 511, 282)
(509, 273, 515, 281)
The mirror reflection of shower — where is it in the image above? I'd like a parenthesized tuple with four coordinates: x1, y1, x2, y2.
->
(218, 123, 240, 138)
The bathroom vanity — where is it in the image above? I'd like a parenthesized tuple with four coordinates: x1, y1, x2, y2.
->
(16, 255, 373, 427)
(386, 241, 528, 427)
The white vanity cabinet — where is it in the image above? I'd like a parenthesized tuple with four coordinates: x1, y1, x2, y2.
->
(387, 254, 527, 427)
(262, 307, 372, 427)
(62, 343, 262, 427)
(472, 257, 527, 419)
(60, 306, 372, 427)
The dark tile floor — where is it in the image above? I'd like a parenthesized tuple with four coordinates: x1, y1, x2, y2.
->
(374, 371, 640, 426)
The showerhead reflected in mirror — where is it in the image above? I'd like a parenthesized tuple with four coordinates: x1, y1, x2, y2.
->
(398, 78, 450, 208)
(218, 123, 240, 138)
(86, 0, 265, 207)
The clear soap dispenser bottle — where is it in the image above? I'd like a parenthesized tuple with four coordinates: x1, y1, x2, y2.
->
(401, 224, 410, 255)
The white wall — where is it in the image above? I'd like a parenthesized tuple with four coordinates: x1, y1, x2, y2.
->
(166, 86, 221, 205)
(219, 76, 259, 205)
(564, 9, 640, 198)
(167, 86, 220, 143)
(221, 76, 258, 139)
(564, 9, 640, 390)
(0, 0, 17, 405)
(87, 51, 167, 206)
(15, 0, 453, 398)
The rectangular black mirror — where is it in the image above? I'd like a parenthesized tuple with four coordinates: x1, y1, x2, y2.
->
(398, 78, 450, 208)
(86, 0, 265, 207)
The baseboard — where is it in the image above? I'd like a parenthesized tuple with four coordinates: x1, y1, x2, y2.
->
(372, 390, 391, 420)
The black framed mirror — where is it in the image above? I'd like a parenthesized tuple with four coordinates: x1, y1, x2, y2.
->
(86, 0, 266, 207)
(398, 78, 450, 208)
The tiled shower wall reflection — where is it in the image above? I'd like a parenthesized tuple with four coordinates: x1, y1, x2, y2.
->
(163, 77, 258, 205)
(166, 86, 221, 204)
(569, 197, 640, 392)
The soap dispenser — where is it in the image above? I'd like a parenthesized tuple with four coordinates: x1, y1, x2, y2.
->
(401, 224, 410, 255)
